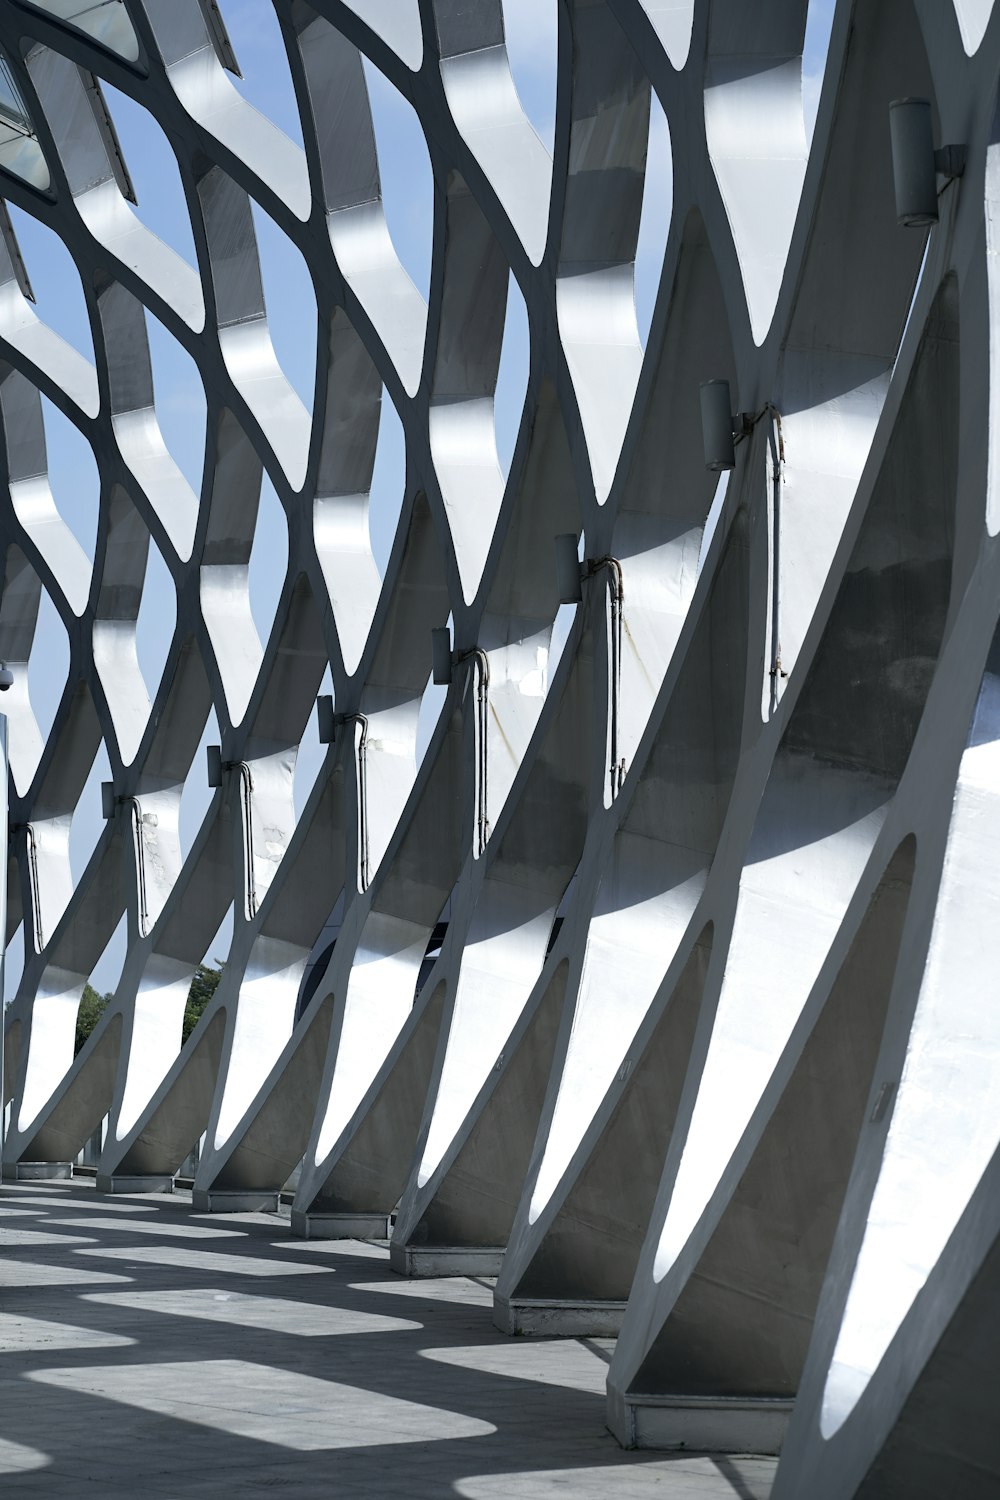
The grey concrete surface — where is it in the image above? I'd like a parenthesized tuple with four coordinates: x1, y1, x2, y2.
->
(1, 0, 999, 1490)
(0, 1178, 775, 1498)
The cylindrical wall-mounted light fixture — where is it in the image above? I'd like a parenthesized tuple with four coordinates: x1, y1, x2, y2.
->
(316, 695, 336, 745)
(700, 379, 736, 472)
(889, 98, 937, 227)
(431, 626, 453, 686)
(101, 781, 117, 820)
(554, 533, 583, 605)
(206, 744, 223, 787)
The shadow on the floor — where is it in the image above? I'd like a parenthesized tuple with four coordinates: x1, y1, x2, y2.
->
(0, 1181, 775, 1499)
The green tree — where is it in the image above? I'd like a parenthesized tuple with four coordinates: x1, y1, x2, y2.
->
(182, 962, 223, 1045)
(75, 984, 112, 1055)
(72, 963, 223, 1057)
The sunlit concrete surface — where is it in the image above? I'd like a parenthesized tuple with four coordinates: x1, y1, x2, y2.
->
(0, 1179, 775, 1498)
(3, 0, 1000, 1490)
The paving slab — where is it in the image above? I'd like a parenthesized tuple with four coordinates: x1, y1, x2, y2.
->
(0, 1180, 776, 1498)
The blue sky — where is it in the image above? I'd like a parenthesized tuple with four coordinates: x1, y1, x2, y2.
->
(4, 0, 836, 1002)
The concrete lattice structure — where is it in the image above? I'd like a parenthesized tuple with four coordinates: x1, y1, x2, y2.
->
(1, 0, 999, 1489)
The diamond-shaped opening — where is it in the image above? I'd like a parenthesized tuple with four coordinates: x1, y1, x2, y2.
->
(179, 703, 221, 862)
(635, 89, 672, 351)
(313, 315, 405, 675)
(416, 615, 452, 768)
(97, 278, 198, 559)
(81, 910, 127, 1018)
(27, 585, 70, 748)
(220, 0, 305, 146)
(143, 305, 207, 502)
(99, 83, 199, 270)
(353, 483, 451, 877)
(636, 0, 695, 69)
(234, 578, 326, 896)
(294, 18, 425, 393)
(42, 394, 99, 566)
(93, 488, 162, 765)
(429, 192, 519, 602)
(897, 241, 932, 376)
(248, 473, 289, 656)
(697, 471, 731, 576)
(368, 391, 406, 580)
(134, 537, 177, 705)
(68, 737, 112, 883)
(177, 903, 234, 1072)
(295, 888, 345, 1025)
(250, 200, 317, 416)
(3, 921, 24, 1009)
(471, 381, 581, 837)
(343, 1, 423, 69)
(63, 79, 204, 331)
(704, 3, 809, 345)
(548, 601, 577, 684)
(202, 904, 234, 975)
(8, 205, 95, 365)
(137, 4, 306, 223)
(199, 408, 264, 726)
(953, 0, 996, 53)
(494, 272, 530, 483)
(502, 0, 557, 153)
(804, 0, 837, 141)
(196, 165, 309, 486)
(293, 665, 334, 821)
(435, 3, 552, 265)
(557, 8, 654, 502)
(362, 56, 434, 302)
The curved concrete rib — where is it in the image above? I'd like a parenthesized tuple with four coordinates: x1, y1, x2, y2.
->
(608, 838, 916, 1453)
(0, 4, 998, 1491)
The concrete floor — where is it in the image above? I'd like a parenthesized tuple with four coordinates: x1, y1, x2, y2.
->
(0, 1179, 775, 1498)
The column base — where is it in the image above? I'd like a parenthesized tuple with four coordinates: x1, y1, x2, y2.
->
(291, 1209, 392, 1239)
(494, 1294, 626, 1337)
(617, 1393, 792, 1454)
(191, 1188, 280, 1213)
(389, 1242, 504, 1278)
(3, 1161, 72, 1181)
(96, 1173, 174, 1194)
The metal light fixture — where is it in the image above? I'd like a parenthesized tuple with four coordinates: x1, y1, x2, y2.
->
(698, 382, 780, 473)
(554, 537, 623, 609)
(431, 629, 491, 700)
(700, 380, 737, 472)
(206, 745, 241, 786)
(206, 744, 223, 787)
(554, 534, 583, 605)
(889, 98, 966, 228)
(0, 663, 12, 691)
(316, 694, 336, 745)
(316, 697, 367, 746)
(432, 626, 454, 686)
